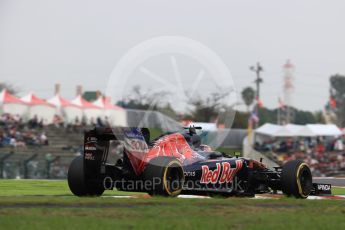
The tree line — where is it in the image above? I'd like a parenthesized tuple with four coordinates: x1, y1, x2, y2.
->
(118, 85, 327, 129)
(3, 72, 345, 129)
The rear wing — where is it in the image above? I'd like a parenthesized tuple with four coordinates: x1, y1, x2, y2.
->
(83, 128, 118, 180)
(83, 127, 150, 178)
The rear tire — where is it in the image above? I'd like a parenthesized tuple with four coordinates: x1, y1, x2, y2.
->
(144, 157, 184, 197)
(68, 156, 104, 197)
(281, 160, 313, 198)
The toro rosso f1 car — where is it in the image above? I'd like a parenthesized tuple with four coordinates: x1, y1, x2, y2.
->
(68, 127, 331, 198)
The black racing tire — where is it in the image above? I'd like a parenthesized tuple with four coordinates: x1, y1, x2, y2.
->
(281, 160, 313, 198)
(144, 157, 184, 197)
(88, 182, 106, 197)
(68, 155, 105, 197)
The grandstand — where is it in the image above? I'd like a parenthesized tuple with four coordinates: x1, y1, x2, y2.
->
(252, 123, 345, 177)
(0, 125, 83, 179)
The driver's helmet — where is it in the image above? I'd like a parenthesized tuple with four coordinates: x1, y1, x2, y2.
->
(199, 144, 212, 152)
(183, 133, 201, 149)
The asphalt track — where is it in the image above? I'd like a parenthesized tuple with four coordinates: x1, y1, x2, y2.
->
(314, 177, 345, 186)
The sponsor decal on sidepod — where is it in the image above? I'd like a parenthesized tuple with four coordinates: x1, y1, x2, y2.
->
(200, 160, 243, 184)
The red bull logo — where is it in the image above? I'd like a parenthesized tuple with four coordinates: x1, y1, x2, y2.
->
(200, 160, 243, 184)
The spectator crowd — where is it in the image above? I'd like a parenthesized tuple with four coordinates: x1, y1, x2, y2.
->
(0, 114, 49, 147)
(255, 136, 345, 176)
(0, 113, 49, 148)
(0, 113, 111, 149)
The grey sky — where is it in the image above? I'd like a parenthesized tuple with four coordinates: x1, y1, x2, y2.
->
(1, 0, 345, 112)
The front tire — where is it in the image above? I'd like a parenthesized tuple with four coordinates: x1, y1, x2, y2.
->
(68, 156, 104, 197)
(144, 157, 184, 197)
(281, 160, 313, 198)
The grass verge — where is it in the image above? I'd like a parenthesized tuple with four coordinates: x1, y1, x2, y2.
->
(0, 179, 344, 230)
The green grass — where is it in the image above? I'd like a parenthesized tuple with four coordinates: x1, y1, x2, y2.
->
(0, 179, 142, 196)
(0, 179, 345, 230)
(331, 187, 345, 195)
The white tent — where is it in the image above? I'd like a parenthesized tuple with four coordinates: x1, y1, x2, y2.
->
(274, 126, 295, 137)
(256, 123, 343, 137)
(92, 97, 127, 126)
(286, 124, 304, 133)
(306, 124, 342, 136)
(0, 89, 28, 116)
(71, 95, 102, 124)
(296, 126, 316, 137)
(48, 94, 83, 123)
(275, 124, 307, 137)
(21, 92, 56, 124)
(255, 123, 281, 136)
